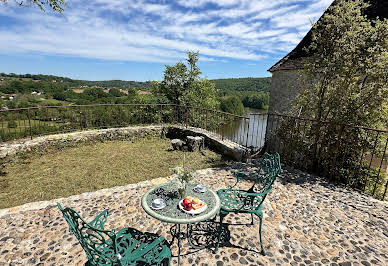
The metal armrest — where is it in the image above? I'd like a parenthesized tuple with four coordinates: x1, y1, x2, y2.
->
(89, 210, 110, 230)
(238, 191, 267, 197)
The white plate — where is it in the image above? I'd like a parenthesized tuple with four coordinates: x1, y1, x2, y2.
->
(179, 199, 207, 215)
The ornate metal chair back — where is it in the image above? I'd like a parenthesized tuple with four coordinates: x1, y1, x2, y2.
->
(250, 152, 281, 197)
(57, 203, 117, 265)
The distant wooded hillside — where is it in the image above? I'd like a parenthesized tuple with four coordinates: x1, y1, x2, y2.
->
(0, 73, 152, 89)
(0, 73, 271, 92)
(0, 73, 271, 112)
(211, 77, 271, 92)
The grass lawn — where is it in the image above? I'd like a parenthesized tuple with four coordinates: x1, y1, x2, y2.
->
(0, 137, 227, 209)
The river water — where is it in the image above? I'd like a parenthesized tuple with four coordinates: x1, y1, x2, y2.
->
(223, 108, 268, 150)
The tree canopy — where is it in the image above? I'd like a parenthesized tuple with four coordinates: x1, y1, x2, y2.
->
(294, 0, 388, 128)
(212, 77, 271, 92)
(0, 0, 66, 12)
(220, 96, 244, 115)
(154, 51, 219, 109)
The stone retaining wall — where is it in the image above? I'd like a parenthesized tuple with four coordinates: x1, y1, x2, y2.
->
(0, 125, 249, 162)
(0, 126, 164, 160)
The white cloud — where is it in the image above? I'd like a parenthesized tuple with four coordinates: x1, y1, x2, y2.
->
(176, 0, 241, 8)
(0, 0, 333, 63)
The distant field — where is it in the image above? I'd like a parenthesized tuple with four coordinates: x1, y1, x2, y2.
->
(0, 138, 228, 209)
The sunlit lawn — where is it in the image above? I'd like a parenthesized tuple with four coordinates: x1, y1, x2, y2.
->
(0, 137, 227, 209)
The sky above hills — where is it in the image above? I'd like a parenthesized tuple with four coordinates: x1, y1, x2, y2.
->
(0, 0, 333, 81)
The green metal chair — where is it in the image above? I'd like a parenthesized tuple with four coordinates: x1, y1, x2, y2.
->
(215, 152, 281, 255)
(57, 203, 171, 266)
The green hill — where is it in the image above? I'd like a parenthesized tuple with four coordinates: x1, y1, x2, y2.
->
(0, 73, 152, 89)
(0, 73, 271, 92)
(210, 77, 271, 92)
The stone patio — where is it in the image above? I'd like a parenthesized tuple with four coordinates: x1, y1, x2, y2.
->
(0, 163, 387, 266)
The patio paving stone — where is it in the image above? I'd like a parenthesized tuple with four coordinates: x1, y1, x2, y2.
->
(0, 163, 387, 265)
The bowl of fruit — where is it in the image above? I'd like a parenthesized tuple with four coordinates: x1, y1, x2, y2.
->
(179, 196, 207, 214)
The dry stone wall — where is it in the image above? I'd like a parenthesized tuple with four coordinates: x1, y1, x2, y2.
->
(0, 125, 249, 162)
(0, 126, 164, 161)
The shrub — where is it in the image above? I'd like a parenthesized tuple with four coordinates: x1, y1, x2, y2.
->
(220, 96, 244, 115)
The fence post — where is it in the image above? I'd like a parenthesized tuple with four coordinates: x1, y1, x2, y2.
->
(329, 124, 344, 181)
(27, 108, 33, 140)
(383, 179, 388, 201)
(372, 138, 387, 196)
(312, 120, 321, 173)
(79, 110, 83, 130)
(159, 104, 162, 125)
(205, 110, 208, 130)
(185, 108, 188, 128)
(245, 117, 250, 147)
(222, 123, 225, 141)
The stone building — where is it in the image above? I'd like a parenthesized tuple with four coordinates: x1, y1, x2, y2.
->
(267, 0, 388, 115)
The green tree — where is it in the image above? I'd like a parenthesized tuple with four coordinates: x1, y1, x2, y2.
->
(294, 0, 388, 127)
(0, 0, 66, 13)
(220, 96, 244, 115)
(53, 90, 66, 101)
(155, 51, 218, 109)
(109, 88, 124, 97)
(127, 87, 137, 99)
(82, 88, 109, 100)
(282, 0, 388, 187)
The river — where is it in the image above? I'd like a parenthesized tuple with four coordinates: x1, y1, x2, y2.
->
(223, 108, 268, 150)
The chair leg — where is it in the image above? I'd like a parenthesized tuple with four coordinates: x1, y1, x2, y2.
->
(214, 212, 226, 253)
(258, 213, 266, 256)
(250, 213, 254, 225)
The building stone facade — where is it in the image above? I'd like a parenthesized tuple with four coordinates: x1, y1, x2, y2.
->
(267, 69, 305, 115)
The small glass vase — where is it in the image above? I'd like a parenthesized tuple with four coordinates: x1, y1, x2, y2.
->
(177, 182, 186, 199)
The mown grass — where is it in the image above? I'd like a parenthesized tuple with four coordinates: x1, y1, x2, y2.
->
(0, 137, 227, 209)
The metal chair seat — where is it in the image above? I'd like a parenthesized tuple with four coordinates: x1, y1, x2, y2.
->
(218, 189, 263, 213)
(57, 203, 171, 266)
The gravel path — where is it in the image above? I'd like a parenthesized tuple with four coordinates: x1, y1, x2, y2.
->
(0, 164, 387, 266)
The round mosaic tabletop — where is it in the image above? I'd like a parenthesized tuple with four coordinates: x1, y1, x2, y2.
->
(141, 182, 220, 224)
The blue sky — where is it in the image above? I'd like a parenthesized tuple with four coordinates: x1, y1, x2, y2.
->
(0, 0, 333, 81)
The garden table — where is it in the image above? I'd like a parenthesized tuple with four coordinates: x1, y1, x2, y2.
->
(141, 182, 220, 266)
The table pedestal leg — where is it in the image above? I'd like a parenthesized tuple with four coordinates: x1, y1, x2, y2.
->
(177, 224, 181, 266)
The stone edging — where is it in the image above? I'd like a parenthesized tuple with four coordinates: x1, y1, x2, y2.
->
(0, 176, 174, 218)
